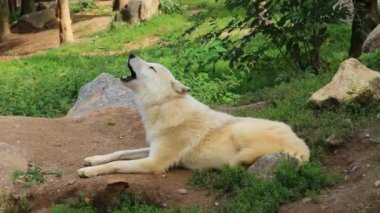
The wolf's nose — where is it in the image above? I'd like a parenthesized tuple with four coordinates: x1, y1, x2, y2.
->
(129, 54, 136, 59)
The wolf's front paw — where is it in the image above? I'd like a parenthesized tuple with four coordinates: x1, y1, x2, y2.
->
(77, 167, 98, 178)
(83, 156, 108, 167)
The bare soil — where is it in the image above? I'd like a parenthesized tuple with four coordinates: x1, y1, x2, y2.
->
(280, 125, 380, 213)
(0, 8, 112, 61)
(0, 107, 212, 211)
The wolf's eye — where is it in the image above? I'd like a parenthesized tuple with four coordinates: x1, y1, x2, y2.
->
(149, 66, 157, 73)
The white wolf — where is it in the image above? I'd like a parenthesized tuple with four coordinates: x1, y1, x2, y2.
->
(77, 54, 309, 178)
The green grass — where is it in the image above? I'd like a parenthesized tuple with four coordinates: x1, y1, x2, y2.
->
(236, 71, 380, 145)
(189, 162, 340, 213)
(52, 193, 202, 213)
(12, 164, 45, 188)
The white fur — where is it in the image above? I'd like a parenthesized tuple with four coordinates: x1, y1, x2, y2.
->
(77, 56, 310, 178)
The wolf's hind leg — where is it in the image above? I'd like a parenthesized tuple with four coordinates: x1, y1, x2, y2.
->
(83, 147, 150, 166)
(229, 148, 262, 167)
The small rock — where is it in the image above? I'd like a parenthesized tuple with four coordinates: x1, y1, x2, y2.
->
(376, 113, 380, 119)
(84, 197, 91, 204)
(67, 179, 76, 185)
(302, 197, 312, 203)
(343, 118, 352, 124)
(326, 134, 343, 146)
(215, 201, 219, 206)
(177, 188, 188, 195)
(374, 180, 380, 188)
(350, 165, 359, 172)
(365, 133, 370, 138)
(248, 153, 298, 179)
(161, 174, 167, 178)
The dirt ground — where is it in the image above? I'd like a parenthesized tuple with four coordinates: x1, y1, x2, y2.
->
(280, 126, 380, 213)
(0, 3, 113, 61)
(0, 107, 212, 211)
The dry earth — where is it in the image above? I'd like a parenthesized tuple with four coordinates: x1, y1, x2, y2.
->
(0, 107, 212, 211)
(280, 125, 380, 213)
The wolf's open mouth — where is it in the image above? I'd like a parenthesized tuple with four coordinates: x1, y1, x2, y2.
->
(120, 62, 137, 82)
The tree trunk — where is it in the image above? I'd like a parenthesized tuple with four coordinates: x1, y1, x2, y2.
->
(57, 0, 74, 44)
(0, 0, 10, 40)
(8, 0, 16, 13)
(349, 0, 380, 57)
(21, 0, 35, 15)
(113, 0, 128, 11)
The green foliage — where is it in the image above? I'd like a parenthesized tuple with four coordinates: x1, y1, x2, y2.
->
(52, 192, 94, 213)
(191, 0, 349, 75)
(359, 48, 380, 70)
(160, 0, 182, 14)
(17, 196, 33, 213)
(9, 10, 21, 24)
(12, 164, 45, 188)
(144, 39, 242, 104)
(52, 193, 175, 213)
(109, 195, 170, 213)
(70, 0, 97, 13)
(189, 162, 340, 213)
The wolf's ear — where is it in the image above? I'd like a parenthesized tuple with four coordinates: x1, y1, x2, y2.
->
(171, 80, 189, 94)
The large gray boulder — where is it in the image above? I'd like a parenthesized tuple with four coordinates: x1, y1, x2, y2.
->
(362, 24, 380, 53)
(117, 0, 159, 24)
(67, 73, 136, 116)
(309, 58, 380, 108)
(14, 9, 58, 33)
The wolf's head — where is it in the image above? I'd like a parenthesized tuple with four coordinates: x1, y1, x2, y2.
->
(121, 54, 189, 104)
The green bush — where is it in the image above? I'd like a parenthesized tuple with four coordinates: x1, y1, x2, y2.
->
(160, 0, 182, 14)
(12, 164, 45, 188)
(359, 48, 380, 70)
(191, 0, 349, 75)
(9, 11, 21, 24)
(70, 0, 97, 13)
(189, 162, 340, 213)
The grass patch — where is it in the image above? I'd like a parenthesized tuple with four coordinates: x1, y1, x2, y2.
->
(12, 164, 45, 188)
(12, 163, 62, 188)
(236, 71, 380, 145)
(189, 162, 340, 212)
(52, 193, 201, 213)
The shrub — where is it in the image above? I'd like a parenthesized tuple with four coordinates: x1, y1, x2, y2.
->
(359, 48, 380, 70)
(70, 0, 97, 13)
(192, 0, 349, 75)
(159, 0, 182, 14)
(189, 162, 340, 213)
